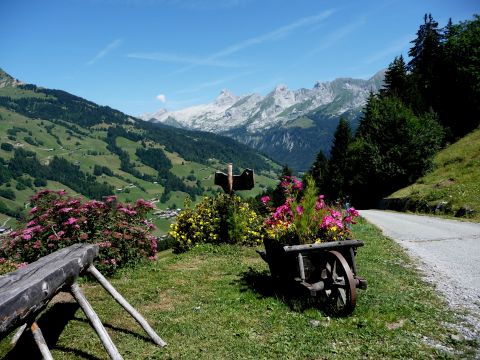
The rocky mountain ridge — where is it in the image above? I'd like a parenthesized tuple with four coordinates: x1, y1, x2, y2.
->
(141, 70, 384, 170)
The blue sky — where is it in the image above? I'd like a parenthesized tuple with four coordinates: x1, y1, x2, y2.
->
(1, 0, 478, 116)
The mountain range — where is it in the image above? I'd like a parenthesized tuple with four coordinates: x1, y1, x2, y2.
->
(141, 70, 385, 170)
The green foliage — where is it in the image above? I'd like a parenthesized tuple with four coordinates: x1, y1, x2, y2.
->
(0, 143, 13, 152)
(306, 150, 328, 194)
(0, 258, 17, 275)
(0, 190, 157, 275)
(349, 96, 443, 206)
(325, 118, 353, 200)
(0, 188, 15, 200)
(170, 194, 264, 252)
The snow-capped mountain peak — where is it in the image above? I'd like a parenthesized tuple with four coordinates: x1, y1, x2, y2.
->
(215, 89, 238, 106)
(140, 71, 384, 134)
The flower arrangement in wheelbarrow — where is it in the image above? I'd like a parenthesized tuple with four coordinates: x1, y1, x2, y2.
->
(258, 176, 366, 315)
(261, 176, 359, 245)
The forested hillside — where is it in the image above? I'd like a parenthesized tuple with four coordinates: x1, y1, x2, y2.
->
(307, 14, 480, 209)
(0, 70, 280, 223)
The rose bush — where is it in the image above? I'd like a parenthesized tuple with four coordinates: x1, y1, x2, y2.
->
(0, 189, 157, 275)
(263, 176, 359, 245)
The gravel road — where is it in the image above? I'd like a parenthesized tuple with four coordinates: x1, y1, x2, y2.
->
(359, 210, 480, 344)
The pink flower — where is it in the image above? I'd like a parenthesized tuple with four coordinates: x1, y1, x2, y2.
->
(22, 234, 32, 240)
(347, 207, 359, 217)
(57, 189, 66, 196)
(64, 217, 77, 225)
(136, 198, 154, 209)
(104, 195, 117, 203)
(118, 207, 137, 216)
(29, 207, 38, 215)
(33, 241, 42, 249)
(330, 210, 342, 218)
(296, 206, 304, 215)
(59, 207, 74, 213)
(27, 220, 37, 227)
(261, 196, 270, 205)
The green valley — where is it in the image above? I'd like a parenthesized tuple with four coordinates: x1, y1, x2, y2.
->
(0, 70, 280, 232)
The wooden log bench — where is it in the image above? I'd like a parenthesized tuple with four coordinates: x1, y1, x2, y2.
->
(0, 243, 166, 359)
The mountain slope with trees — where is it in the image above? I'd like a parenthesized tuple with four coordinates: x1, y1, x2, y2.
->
(0, 70, 280, 222)
(308, 14, 480, 210)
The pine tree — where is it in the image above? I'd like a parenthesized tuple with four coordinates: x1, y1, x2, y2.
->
(408, 13, 443, 110)
(325, 118, 353, 200)
(380, 55, 409, 102)
(307, 150, 328, 193)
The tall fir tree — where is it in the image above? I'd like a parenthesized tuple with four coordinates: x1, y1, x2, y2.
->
(307, 150, 328, 194)
(325, 118, 353, 200)
(408, 13, 443, 112)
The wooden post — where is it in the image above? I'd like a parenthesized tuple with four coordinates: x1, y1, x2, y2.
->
(227, 163, 233, 195)
(31, 322, 53, 360)
(70, 283, 123, 360)
(87, 265, 167, 347)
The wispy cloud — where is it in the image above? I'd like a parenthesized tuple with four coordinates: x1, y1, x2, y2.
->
(129, 9, 335, 74)
(174, 71, 252, 94)
(156, 94, 166, 103)
(87, 38, 123, 65)
(126, 52, 245, 68)
(364, 35, 412, 64)
(310, 16, 366, 55)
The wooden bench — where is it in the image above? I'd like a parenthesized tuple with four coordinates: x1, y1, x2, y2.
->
(0, 243, 166, 359)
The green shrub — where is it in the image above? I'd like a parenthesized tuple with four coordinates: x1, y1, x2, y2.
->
(0, 190, 158, 275)
(0, 188, 15, 200)
(170, 194, 264, 253)
(0, 143, 13, 152)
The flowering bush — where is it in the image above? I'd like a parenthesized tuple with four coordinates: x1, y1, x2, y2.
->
(0, 189, 157, 275)
(263, 176, 359, 245)
(170, 194, 264, 252)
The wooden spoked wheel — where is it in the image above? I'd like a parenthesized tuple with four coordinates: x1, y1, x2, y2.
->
(320, 250, 356, 315)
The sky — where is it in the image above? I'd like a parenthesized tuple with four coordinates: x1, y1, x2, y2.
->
(1, 0, 478, 116)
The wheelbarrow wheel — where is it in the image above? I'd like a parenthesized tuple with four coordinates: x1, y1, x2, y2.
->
(320, 250, 356, 315)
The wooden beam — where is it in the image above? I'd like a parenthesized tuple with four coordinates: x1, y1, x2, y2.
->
(0, 244, 99, 336)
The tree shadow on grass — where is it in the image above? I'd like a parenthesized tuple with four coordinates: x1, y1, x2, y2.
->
(2, 300, 154, 360)
(2, 302, 99, 360)
(237, 267, 322, 313)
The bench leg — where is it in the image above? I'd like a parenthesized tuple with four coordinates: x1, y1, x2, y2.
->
(31, 322, 53, 360)
(87, 265, 167, 347)
(10, 323, 27, 346)
(70, 283, 123, 360)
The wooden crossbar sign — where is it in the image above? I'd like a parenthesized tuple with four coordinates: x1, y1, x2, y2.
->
(214, 163, 254, 194)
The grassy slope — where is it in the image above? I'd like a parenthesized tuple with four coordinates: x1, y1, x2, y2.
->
(1, 220, 476, 358)
(388, 128, 480, 220)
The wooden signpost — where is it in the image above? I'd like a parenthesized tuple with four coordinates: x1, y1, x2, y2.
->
(214, 163, 254, 194)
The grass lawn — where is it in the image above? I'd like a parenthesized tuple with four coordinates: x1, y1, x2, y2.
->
(1, 219, 477, 358)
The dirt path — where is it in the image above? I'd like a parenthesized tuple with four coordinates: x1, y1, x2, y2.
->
(359, 210, 480, 344)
